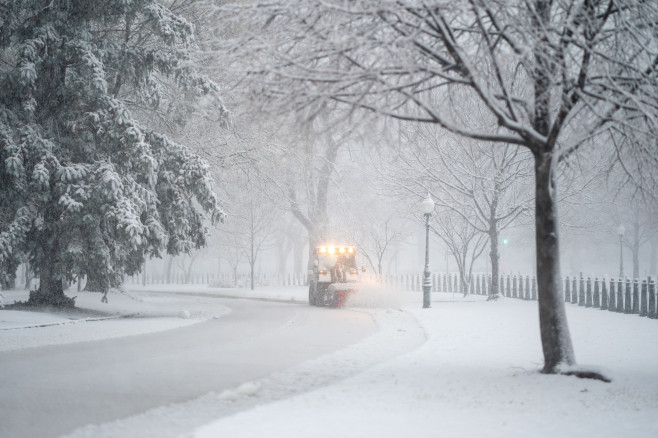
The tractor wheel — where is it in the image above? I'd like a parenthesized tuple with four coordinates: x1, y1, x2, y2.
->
(308, 281, 317, 306)
(326, 284, 340, 308)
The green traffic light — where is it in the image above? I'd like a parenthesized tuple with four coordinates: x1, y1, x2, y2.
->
(502, 238, 509, 246)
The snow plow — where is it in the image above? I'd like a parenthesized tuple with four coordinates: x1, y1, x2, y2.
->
(308, 245, 362, 307)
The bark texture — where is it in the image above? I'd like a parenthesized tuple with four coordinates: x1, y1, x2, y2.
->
(534, 152, 575, 372)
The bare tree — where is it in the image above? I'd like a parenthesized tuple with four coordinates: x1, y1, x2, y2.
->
(613, 197, 655, 280)
(215, 166, 277, 289)
(246, 117, 369, 277)
(434, 206, 488, 296)
(174, 250, 205, 284)
(383, 123, 533, 298)
(213, 0, 658, 378)
(344, 207, 409, 279)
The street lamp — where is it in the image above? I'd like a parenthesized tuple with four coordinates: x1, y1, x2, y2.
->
(617, 224, 625, 278)
(421, 193, 435, 308)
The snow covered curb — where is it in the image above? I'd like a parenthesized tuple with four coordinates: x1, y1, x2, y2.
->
(0, 312, 142, 330)
(0, 289, 231, 352)
(60, 306, 427, 438)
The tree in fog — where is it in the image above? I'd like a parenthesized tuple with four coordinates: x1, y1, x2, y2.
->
(236, 172, 276, 290)
(0, 0, 224, 306)
(434, 205, 488, 295)
(215, 0, 658, 376)
(341, 195, 409, 279)
(238, 117, 363, 275)
(610, 191, 657, 279)
(382, 123, 533, 298)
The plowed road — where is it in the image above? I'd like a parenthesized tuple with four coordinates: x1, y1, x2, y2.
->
(0, 293, 376, 438)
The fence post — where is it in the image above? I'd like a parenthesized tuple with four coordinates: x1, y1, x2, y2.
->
(640, 279, 648, 316)
(585, 277, 592, 307)
(632, 279, 640, 314)
(593, 277, 600, 308)
(487, 274, 491, 296)
(519, 275, 525, 300)
(608, 278, 616, 312)
(571, 277, 577, 304)
(532, 276, 537, 300)
(625, 278, 632, 314)
(579, 274, 585, 306)
(512, 275, 517, 298)
(519, 275, 528, 300)
(649, 278, 656, 319)
(617, 278, 625, 312)
(565, 276, 571, 302)
(601, 277, 608, 310)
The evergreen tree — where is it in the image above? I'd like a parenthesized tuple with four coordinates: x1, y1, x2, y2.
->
(0, 0, 225, 306)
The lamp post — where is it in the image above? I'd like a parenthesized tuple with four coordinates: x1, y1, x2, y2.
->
(421, 193, 435, 308)
(617, 224, 625, 278)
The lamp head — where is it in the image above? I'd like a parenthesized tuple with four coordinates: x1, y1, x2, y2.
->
(421, 193, 435, 215)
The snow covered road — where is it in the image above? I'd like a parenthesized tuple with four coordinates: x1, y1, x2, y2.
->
(0, 291, 381, 438)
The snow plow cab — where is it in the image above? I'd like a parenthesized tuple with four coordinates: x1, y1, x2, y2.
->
(309, 245, 361, 307)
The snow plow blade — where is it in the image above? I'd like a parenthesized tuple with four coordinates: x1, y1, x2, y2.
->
(327, 283, 360, 308)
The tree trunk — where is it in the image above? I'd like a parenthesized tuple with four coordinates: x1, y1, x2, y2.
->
(250, 261, 255, 290)
(28, 203, 74, 307)
(650, 238, 657, 276)
(489, 227, 500, 298)
(293, 236, 304, 275)
(165, 256, 174, 284)
(84, 270, 107, 293)
(276, 236, 292, 277)
(250, 209, 255, 290)
(534, 152, 575, 373)
(24, 262, 33, 290)
(631, 217, 640, 279)
(1, 274, 16, 290)
(31, 255, 73, 307)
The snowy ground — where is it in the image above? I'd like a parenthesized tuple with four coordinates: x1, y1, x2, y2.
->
(0, 288, 228, 352)
(1, 284, 657, 438)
